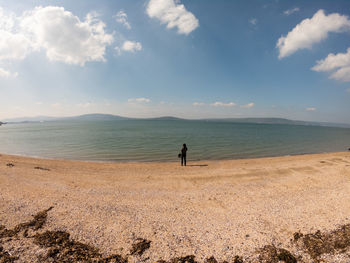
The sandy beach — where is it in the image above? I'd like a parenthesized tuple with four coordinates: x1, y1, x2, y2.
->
(1, 152, 350, 262)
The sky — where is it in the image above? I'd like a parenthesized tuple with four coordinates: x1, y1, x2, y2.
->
(1, 0, 350, 123)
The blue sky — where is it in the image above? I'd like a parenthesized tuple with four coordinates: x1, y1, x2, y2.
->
(1, 0, 350, 123)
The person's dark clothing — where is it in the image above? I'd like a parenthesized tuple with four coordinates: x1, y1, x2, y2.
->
(181, 146, 188, 166)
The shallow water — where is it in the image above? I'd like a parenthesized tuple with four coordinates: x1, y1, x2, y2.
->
(0, 120, 349, 162)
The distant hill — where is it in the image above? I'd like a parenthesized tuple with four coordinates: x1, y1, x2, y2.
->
(204, 117, 350, 128)
(2, 116, 59, 123)
(63, 114, 129, 121)
(2, 114, 128, 123)
(2, 114, 350, 129)
(147, 116, 185, 121)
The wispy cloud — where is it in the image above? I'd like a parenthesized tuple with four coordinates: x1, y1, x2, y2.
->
(312, 47, 350, 82)
(77, 102, 93, 108)
(116, 40, 142, 55)
(306, 107, 316, 111)
(0, 68, 18, 78)
(210, 102, 236, 107)
(51, 103, 61, 108)
(146, 0, 199, 35)
(128, 98, 151, 103)
(249, 18, 257, 25)
(277, 10, 350, 59)
(122, 41, 142, 52)
(240, 102, 254, 109)
(284, 7, 300, 16)
(115, 10, 131, 29)
(192, 102, 205, 106)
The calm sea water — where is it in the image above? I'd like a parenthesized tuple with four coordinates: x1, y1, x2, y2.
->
(0, 120, 349, 162)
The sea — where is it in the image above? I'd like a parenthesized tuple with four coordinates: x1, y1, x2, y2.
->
(0, 119, 349, 162)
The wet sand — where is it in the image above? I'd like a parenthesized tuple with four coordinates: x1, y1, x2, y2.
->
(1, 152, 350, 262)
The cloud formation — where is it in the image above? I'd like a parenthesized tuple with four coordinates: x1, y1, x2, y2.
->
(0, 8, 32, 61)
(128, 98, 151, 103)
(146, 0, 199, 35)
(210, 102, 236, 107)
(192, 102, 205, 106)
(22, 7, 113, 65)
(284, 7, 300, 16)
(0, 67, 18, 78)
(115, 10, 131, 29)
(0, 6, 113, 67)
(312, 47, 350, 82)
(77, 102, 93, 108)
(122, 41, 142, 52)
(249, 18, 257, 25)
(306, 107, 316, 111)
(277, 10, 350, 59)
(115, 40, 142, 55)
(240, 102, 254, 109)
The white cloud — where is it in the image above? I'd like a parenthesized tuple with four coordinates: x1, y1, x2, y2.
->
(51, 103, 61, 108)
(115, 10, 131, 29)
(0, 31, 32, 61)
(146, 0, 199, 35)
(312, 47, 350, 72)
(0, 67, 18, 78)
(115, 40, 142, 55)
(0, 6, 113, 67)
(122, 41, 142, 52)
(21, 6, 113, 66)
(128, 98, 151, 103)
(284, 7, 300, 16)
(192, 102, 205, 106)
(277, 10, 350, 59)
(0, 8, 31, 62)
(249, 18, 257, 25)
(0, 7, 15, 31)
(0, 8, 33, 61)
(329, 66, 350, 82)
(306, 107, 316, 111)
(240, 102, 254, 109)
(210, 102, 236, 107)
(312, 47, 350, 82)
(77, 102, 93, 108)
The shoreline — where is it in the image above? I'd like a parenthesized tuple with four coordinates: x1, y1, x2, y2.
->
(1, 151, 350, 262)
(0, 150, 348, 165)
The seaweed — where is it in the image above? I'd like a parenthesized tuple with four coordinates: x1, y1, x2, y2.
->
(170, 255, 197, 263)
(294, 224, 350, 262)
(0, 207, 53, 239)
(0, 246, 18, 263)
(3, 207, 350, 262)
(258, 245, 297, 263)
(34, 230, 128, 263)
(205, 256, 217, 263)
(130, 238, 151, 256)
(34, 166, 50, 171)
(233, 255, 244, 263)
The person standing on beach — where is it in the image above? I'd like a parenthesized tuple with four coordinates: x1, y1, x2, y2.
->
(181, 143, 188, 166)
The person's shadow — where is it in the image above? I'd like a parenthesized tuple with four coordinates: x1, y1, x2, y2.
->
(187, 164, 208, 167)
